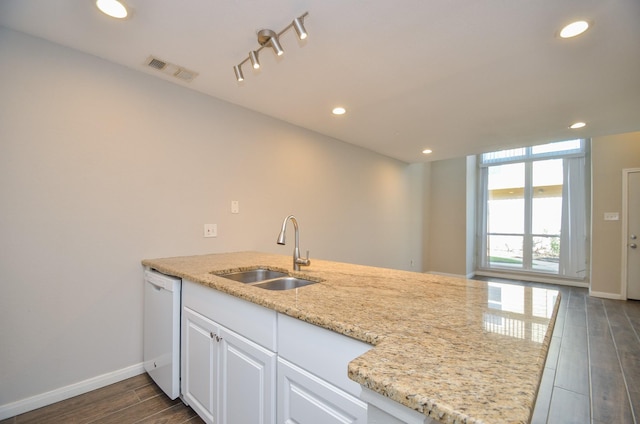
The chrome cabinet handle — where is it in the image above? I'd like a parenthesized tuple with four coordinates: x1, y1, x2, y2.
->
(631, 243, 638, 249)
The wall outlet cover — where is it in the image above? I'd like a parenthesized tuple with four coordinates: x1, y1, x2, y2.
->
(204, 224, 217, 237)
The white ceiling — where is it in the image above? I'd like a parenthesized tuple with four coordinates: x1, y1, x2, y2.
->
(1, 0, 639, 163)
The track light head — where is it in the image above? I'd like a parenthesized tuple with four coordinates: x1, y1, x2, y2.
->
(293, 17, 307, 40)
(249, 51, 260, 69)
(258, 29, 284, 56)
(270, 36, 284, 56)
(233, 65, 244, 82)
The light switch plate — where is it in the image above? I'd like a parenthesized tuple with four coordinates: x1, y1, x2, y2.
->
(604, 212, 619, 221)
(204, 224, 217, 237)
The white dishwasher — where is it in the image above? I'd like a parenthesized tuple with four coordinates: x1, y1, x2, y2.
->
(144, 269, 181, 400)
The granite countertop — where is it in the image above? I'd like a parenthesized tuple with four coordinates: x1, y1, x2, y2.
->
(142, 251, 560, 424)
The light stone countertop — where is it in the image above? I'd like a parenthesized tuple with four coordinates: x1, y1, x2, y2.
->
(142, 251, 560, 424)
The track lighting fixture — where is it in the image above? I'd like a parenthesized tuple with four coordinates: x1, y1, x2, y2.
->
(233, 12, 309, 82)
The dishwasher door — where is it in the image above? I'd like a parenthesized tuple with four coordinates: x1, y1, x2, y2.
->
(144, 269, 181, 400)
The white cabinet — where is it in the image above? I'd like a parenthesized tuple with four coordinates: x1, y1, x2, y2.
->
(278, 357, 367, 424)
(277, 314, 372, 424)
(181, 280, 373, 424)
(218, 326, 276, 424)
(361, 388, 435, 424)
(182, 307, 219, 423)
(182, 280, 277, 424)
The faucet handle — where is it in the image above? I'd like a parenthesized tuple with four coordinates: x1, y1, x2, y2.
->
(298, 250, 311, 267)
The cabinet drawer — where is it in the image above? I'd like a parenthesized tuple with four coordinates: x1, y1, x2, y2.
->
(278, 314, 372, 397)
(183, 279, 277, 351)
(278, 358, 367, 424)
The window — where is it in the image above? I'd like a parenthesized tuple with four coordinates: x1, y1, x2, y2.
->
(478, 140, 587, 279)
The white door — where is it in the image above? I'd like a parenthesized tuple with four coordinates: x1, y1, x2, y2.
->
(625, 169, 640, 300)
(218, 326, 276, 424)
(182, 307, 220, 424)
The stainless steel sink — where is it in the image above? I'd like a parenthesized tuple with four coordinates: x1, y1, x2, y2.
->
(254, 277, 318, 291)
(215, 268, 319, 290)
(217, 268, 288, 283)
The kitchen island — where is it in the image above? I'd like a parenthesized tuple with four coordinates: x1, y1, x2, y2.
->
(142, 251, 560, 424)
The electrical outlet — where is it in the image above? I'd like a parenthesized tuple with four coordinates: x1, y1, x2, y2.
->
(604, 212, 619, 221)
(204, 224, 217, 237)
(231, 200, 239, 214)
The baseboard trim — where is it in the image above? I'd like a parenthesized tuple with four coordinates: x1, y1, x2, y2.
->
(0, 363, 145, 420)
(589, 290, 624, 300)
(474, 270, 589, 288)
(427, 271, 474, 280)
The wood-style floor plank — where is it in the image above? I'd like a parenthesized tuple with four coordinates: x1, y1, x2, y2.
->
(545, 335, 562, 370)
(134, 382, 166, 402)
(17, 386, 144, 424)
(89, 394, 179, 424)
(590, 365, 635, 424)
(554, 344, 590, 395)
(547, 387, 590, 424)
(135, 403, 202, 424)
(530, 366, 555, 424)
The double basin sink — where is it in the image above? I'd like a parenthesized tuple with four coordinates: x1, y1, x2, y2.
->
(215, 268, 319, 291)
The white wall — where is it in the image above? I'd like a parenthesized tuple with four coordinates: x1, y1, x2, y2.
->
(0, 27, 423, 411)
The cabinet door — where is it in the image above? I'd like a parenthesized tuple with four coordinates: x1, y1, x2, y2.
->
(218, 326, 276, 424)
(278, 358, 367, 424)
(182, 307, 220, 424)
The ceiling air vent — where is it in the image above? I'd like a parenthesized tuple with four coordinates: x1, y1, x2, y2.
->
(145, 55, 198, 83)
(147, 57, 167, 70)
(174, 68, 197, 82)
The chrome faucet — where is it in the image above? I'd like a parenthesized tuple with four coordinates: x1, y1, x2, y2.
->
(277, 215, 311, 271)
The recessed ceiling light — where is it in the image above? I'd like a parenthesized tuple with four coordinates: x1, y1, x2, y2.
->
(559, 20, 590, 38)
(96, 0, 129, 19)
(422, 149, 433, 155)
(332, 107, 346, 115)
(570, 122, 586, 129)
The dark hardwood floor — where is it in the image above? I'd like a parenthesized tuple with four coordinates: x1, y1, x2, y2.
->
(2, 278, 639, 424)
(0, 373, 204, 424)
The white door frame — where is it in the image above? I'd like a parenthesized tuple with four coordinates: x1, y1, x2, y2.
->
(621, 168, 640, 300)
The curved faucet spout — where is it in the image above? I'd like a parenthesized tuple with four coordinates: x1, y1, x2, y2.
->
(277, 215, 297, 245)
(276, 215, 310, 271)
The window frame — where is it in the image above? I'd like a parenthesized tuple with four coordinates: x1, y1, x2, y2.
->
(477, 139, 586, 277)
